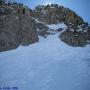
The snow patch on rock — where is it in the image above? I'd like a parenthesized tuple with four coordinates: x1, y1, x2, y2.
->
(47, 23, 67, 30)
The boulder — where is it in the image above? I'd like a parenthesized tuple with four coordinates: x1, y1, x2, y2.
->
(36, 22, 50, 37)
(60, 30, 90, 47)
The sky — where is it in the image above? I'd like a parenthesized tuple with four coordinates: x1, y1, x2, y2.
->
(14, 0, 90, 23)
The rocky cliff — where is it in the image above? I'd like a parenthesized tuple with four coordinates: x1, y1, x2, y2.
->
(33, 4, 84, 26)
(0, 3, 39, 52)
(33, 4, 90, 47)
(0, 2, 90, 52)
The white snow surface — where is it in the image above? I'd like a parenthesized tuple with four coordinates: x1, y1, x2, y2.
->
(34, 18, 67, 30)
(47, 23, 67, 30)
(33, 18, 45, 24)
(0, 27, 90, 90)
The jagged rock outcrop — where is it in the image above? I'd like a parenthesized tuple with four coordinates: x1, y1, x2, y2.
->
(33, 4, 84, 26)
(60, 26, 90, 47)
(0, 5, 39, 52)
(20, 14, 39, 46)
(33, 4, 90, 47)
(36, 22, 50, 37)
(0, 2, 90, 52)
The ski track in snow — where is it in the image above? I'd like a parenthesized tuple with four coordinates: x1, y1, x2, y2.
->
(0, 32, 90, 90)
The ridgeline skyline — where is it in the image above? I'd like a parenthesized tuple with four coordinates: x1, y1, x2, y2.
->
(12, 0, 90, 23)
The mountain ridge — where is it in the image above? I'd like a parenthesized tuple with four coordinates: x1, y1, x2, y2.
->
(0, 1, 90, 51)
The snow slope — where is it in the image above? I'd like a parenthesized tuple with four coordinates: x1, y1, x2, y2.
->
(47, 23, 67, 30)
(0, 25, 90, 90)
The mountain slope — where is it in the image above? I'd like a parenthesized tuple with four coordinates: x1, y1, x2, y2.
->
(0, 2, 90, 52)
(0, 32, 90, 90)
(0, 2, 90, 90)
(33, 4, 84, 26)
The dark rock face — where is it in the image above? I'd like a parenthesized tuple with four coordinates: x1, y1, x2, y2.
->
(0, 15, 20, 51)
(60, 30, 90, 47)
(36, 22, 50, 37)
(56, 28, 63, 32)
(20, 14, 39, 46)
(0, 14, 39, 52)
